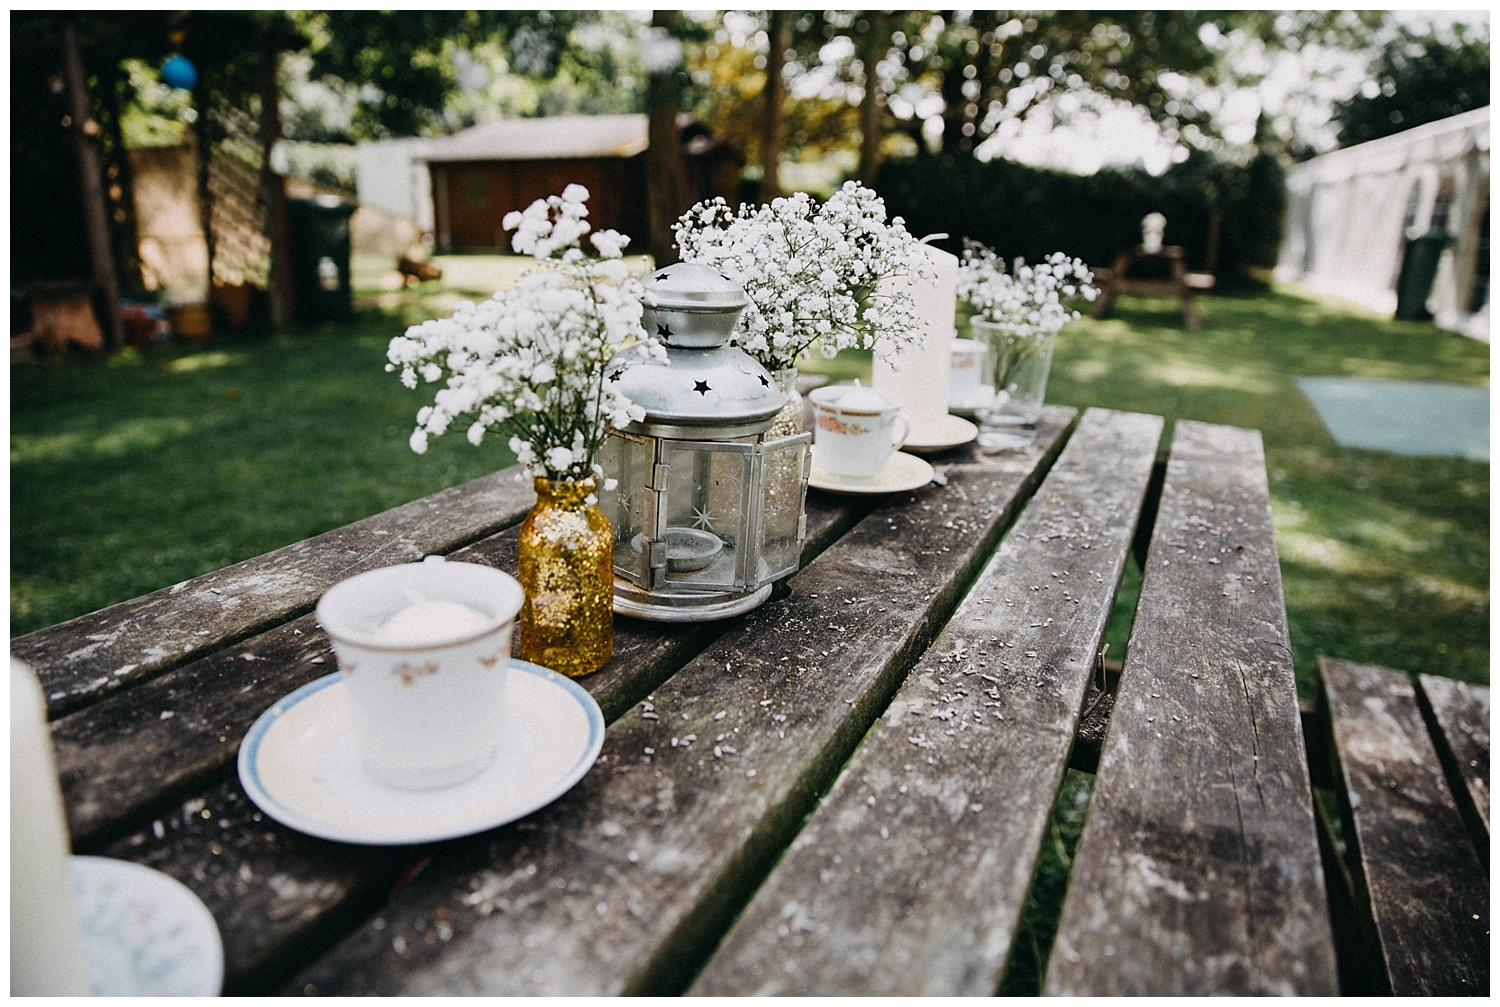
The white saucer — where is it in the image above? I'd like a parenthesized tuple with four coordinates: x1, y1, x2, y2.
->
(949, 385, 996, 419)
(903, 414, 978, 454)
(237, 661, 604, 846)
(808, 449, 936, 495)
(68, 855, 224, 997)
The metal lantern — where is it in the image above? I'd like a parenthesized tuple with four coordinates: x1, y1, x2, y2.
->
(598, 264, 812, 621)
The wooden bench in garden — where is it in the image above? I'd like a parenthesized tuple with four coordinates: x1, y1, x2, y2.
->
(12, 406, 1480, 994)
(1309, 658, 1489, 995)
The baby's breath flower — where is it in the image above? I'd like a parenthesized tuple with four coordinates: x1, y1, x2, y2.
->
(389, 189, 657, 482)
(957, 244, 1096, 343)
(674, 180, 936, 372)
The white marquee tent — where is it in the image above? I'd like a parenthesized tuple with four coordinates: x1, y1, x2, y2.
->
(1276, 106, 1489, 341)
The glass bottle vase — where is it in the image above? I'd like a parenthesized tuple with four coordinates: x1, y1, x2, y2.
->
(767, 366, 803, 438)
(517, 476, 613, 677)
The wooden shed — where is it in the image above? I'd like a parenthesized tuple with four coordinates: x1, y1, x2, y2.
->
(423, 113, 739, 254)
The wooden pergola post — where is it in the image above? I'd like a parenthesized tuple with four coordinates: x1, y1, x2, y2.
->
(59, 19, 124, 350)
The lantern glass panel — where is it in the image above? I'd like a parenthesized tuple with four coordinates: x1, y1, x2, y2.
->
(598, 430, 653, 586)
(663, 439, 753, 589)
(756, 433, 811, 583)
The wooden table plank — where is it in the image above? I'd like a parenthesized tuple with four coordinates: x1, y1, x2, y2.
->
(282, 409, 1076, 996)
(690, 408, 1162, 995)
(54, 467, 889, 990)
(1417, 673, 1490, 847)
(14, 467, 538, 718)
(1046, 420, 1337, 996)
(52, 490, 865, 852)
(1321, 658, 1489, 996)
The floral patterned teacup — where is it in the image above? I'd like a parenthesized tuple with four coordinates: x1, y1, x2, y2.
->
(809, 385, 911, 483)
(948, 338, 992, 410)
(316, 557, 525, 790)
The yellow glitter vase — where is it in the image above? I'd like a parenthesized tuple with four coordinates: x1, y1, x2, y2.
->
(517, 477, 614, 677)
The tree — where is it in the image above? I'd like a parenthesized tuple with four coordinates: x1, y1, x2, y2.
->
(292, 11, 647, 141)
(1332, 22, 1489, 147)
(643, 11, 690, 264)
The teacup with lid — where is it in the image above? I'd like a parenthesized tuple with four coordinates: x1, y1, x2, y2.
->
(809, 384, 911, 482)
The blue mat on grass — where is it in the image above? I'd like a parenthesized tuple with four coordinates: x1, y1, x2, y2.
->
(1295, 377, 1489, 461)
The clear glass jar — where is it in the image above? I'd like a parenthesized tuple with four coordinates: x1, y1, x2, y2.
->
(970, 316, 1056, 449)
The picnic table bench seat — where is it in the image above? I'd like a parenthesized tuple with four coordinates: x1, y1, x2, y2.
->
(1313, 658, 1489, 996)
(12, 404, 1477, 995)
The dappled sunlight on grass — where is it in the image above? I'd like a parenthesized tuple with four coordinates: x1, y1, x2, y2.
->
(12, 416, 206, 465)
(1407, 574, 1488, 607)
(1142, 359, 1280, 395)
(168, 351, 248, 373)
(1063, 358, 1111, 383)
(1274, 529, 1379, 576)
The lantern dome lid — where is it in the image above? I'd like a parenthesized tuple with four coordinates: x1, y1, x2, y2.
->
(641, 263, 748, 311)
(605, 341, 784, 429)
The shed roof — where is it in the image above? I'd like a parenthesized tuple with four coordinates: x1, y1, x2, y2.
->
(420, 113, 649, 164)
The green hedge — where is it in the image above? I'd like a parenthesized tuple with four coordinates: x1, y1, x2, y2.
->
(873, 149, 1286, 288)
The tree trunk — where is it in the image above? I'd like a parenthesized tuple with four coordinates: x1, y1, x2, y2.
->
(761, 10, 791, 203)
(99, 68, 145, 296)
(857, 10, 888, 185)
(644, 10, 688, 266)
(258, 45, 293, 329)
(192, 79, 215, 306)
(60, 20, 124, 349)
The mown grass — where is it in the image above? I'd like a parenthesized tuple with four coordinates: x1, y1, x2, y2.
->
(12, 279, 1489, 705)
(1045, 287, 1489, 695)
(10, 313, 516, 635)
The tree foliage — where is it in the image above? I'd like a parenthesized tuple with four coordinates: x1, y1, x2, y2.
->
(677, 10, 1393, 191)
(291, 11, 661, 140)
(1332, 22, 1489, 147)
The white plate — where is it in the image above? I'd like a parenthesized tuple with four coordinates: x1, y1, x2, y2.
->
(68, 855, 224, 997)
(237, 661, 604, 846)
(808, 449, 936, 495)
(903, 414, 979, 454)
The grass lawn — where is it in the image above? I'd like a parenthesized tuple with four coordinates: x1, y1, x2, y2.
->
(10, 311, 517, 635)
(11, 277, 1489, 704)
(1049, 287, 1488, 695)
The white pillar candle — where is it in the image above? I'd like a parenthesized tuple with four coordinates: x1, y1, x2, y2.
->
(375, 598, 494, 647)
(11, 659, 92, 996)
(872, 242, 959, 442)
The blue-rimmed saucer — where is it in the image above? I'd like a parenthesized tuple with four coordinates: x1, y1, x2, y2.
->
(237, 661, 603, 845)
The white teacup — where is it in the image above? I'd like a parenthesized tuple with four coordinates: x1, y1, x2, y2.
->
(810, 384, 910, 482)
(315, 556, 525, 790)
(948, 338, 988, 408)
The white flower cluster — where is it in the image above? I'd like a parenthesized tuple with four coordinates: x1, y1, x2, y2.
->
(387, 185, 661, 484)
(673, 181, 935, 372)
(957, 246, 1097, 341)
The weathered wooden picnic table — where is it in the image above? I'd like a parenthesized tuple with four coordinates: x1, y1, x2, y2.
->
(1089, 246, 1215, 329)
(13, 405, 1484, 995)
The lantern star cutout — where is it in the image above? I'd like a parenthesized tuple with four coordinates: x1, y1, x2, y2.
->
(657, 323, 673, 338)
(693, 380, 711, 395)
(608, 369, 624, 383)
(757, 374, 770, 387)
